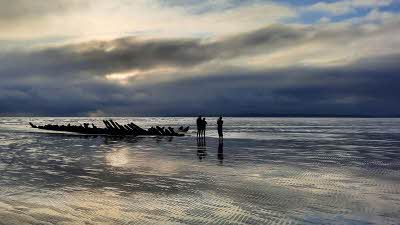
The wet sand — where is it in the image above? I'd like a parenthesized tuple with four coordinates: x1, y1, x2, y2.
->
(0, 117, 399, 224)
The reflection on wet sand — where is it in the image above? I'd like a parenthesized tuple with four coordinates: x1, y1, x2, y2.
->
(197, 138, 207, 161)
(105, 148, 129, 167)
(218, 142, 224, 165)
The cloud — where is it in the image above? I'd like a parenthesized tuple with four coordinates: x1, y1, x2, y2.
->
(0, 25, 309, 81)
(139, 54, 400, 116)
(0, 0, 397, 42)
(0, 0, 89, 40)
(0, 50, 399, 116)
(0, 0, 296, 40)
(304, 0, 394, 16)
(0, 9, 399, 116)
(2, 17, 399, 81)
(0, 0, 86, 19)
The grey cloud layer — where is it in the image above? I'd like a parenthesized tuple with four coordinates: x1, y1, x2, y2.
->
(1, 53, 399, 116)
(2, 21, 398, 80)
(0, 25, 329, 78)
(0, 23, 399, 116)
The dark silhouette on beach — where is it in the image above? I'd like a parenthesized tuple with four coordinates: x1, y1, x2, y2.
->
(217, 116, 223, 142)
(202, 118, 207, 137)
(196, 116, 202, 138)
(196, 116, 207, 139)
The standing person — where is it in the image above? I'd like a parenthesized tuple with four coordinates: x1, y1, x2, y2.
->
(202, 118, 207, 138)
(196, 116, 202, 138)
(217, 116, 223, 141)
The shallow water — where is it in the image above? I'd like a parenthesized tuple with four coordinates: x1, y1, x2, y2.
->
(0, 117, 399, 225)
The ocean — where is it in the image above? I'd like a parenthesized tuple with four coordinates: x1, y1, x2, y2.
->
(0, 117, 399, 224)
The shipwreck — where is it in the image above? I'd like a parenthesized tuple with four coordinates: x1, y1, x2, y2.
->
(29, 120, 189, 136)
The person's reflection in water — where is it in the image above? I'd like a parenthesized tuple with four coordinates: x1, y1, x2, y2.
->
(218, 142, 224, 165)
(197, 137, 207, 161)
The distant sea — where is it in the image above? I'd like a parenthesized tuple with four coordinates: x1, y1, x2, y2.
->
(0, 117, 399, 224)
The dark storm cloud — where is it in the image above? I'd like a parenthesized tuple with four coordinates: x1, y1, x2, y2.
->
(128, 54, 400, 116)
(0, 25, 308, 79)
(1, 53, 399, 116)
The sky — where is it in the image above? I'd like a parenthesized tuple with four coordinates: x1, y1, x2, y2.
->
(0, 0, 399, 116)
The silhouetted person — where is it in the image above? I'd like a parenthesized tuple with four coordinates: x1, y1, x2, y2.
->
(201, 118, 207, 137)
(196, 116, 202, 138)
(218, 142, 224, 164)
(217, 116, 223, 141)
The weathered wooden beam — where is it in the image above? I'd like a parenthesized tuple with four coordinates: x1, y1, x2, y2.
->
(103, 120, 113, 130)
(108, 120, 121, 131)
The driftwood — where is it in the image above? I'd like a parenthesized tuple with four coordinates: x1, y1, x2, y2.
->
(29, 120, 189, 137)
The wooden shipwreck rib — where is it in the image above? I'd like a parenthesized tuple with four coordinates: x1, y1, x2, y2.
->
(29, 120, 189, 136)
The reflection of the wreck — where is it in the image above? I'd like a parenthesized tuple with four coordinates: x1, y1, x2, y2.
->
(102, 135, 174, 145)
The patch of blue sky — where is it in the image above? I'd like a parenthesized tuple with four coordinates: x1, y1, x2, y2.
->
(380, 2, 400, 13)
(157, 0, 303, 15)
(287, 7, 397, 25)
(158, 0, 398, 25)
(274, 0, 339, 6)
(157, 0, 232, 14)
